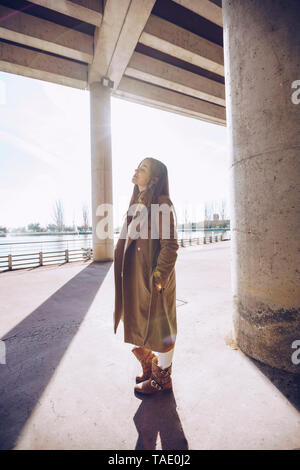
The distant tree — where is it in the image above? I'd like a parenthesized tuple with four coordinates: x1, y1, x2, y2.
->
(47, 223, 57, 232)
(77, 224, 92, 232)
(220, 199, 227, 220)
(82, 204, 89, 231)
(52, 199, 64, 232)
(28, 223, 41, 232)
(72, 215, 77, 231)
(204, 201, 214, 221)
(204, 204, 209, 221)
(64, 225, 75, 232)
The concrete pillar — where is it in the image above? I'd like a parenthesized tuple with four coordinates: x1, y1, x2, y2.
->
(89, 82, 114, 261)
(223, 0, 300, 372)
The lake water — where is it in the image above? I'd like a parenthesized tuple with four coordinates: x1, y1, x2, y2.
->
(0, 230, 230, 253)
(0, 233, 93, 256)
(0, 230, 230, 270)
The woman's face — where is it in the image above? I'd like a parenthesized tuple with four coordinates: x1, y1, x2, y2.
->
(132, 159, 152, 191)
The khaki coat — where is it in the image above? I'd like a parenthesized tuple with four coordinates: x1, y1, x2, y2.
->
(113, 194, 179, 352)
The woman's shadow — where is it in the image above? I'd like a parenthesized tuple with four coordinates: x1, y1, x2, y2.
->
(133, 390, 189, 450)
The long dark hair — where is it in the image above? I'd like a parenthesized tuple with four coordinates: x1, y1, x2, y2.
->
(125, 157, 177, 228)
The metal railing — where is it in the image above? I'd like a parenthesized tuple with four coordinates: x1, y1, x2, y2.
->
(0, 237, 93, 272)
(0, 248, 93, 271)
(0, 231, 230, 272)
(179, 231, 230, 247)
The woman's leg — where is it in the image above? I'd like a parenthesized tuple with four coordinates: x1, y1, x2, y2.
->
(131, 344, 157, 383)
(153, 347, 175, 369)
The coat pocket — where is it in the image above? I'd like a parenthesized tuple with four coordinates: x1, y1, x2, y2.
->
(138, 282, 151, 319)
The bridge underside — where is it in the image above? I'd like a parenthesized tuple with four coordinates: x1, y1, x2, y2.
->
(0, 0, 225, 125)
(1, 1, 300, 376)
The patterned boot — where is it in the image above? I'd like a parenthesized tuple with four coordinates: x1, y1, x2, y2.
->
(132, 347, 157, 383)
(134, 356, 172, 394)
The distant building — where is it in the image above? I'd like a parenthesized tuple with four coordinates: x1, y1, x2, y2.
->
(204, 219, 230, 229)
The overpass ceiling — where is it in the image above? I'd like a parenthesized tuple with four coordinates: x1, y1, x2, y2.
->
(0, 0, 225, 125)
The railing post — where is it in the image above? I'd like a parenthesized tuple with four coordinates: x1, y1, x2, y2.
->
(65, 249, 69, 263)
(8, 254, 12, 270)
(39, 251, 43, 266)
(209, 235, 213, 243)
(189, 237, 192, 245)
(215, 235, 218, 242)
(203, 236, 206, 244)
(181, 239, 184, 247)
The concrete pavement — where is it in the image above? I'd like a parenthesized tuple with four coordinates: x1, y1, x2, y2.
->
(0, 241, 299, 450)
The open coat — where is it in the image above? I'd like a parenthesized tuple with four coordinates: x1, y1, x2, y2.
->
(113, 194, 179, 353)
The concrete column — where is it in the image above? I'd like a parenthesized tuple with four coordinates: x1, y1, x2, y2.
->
(223, 0, 300, 372)
(89, 82, 114, 261)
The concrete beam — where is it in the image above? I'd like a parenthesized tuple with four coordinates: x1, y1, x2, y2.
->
(140, 15, 224, 76)
(88, 0, 131, 84)
(0, 5, 93, 63)
(89, 0, 155, 87)
(27, 0, 103, 26)
(172, 0, 223, 27)
(114, 76, 226, 125)
(0, 41, 87, 89)
(106, 0, 156, 89)
(126, 51, 225, 106)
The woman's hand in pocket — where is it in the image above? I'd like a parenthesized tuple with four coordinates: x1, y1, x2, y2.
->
(154, 280, 163, 292)
(153, 278, 165, 293)
(153, 268, 163, 293)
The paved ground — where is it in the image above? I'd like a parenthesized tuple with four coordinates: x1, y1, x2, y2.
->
(0, 240, 300, 450)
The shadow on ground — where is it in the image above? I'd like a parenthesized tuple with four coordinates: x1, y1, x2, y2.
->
(133, 391, 189, 450)
(248, 356, 300, 412)
(0, 261, 111, 450)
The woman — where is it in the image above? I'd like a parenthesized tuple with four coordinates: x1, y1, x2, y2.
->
(113, 157, 179, 395)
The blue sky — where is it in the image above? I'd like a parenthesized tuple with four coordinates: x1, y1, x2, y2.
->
(0, 71, 230, 230)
